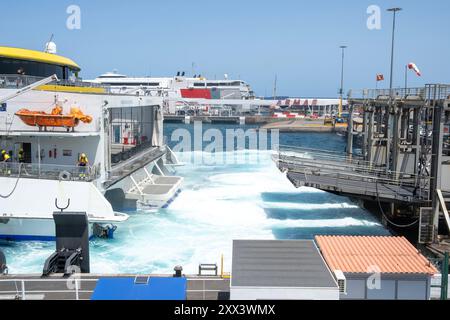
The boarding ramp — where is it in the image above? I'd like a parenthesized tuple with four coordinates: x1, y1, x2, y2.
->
(125, 163, 183, 208)
(276, 145, 430, 204)
(107, 146, 166, 187)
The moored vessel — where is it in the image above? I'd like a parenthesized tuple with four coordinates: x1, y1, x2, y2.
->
(0, 45, 183, 241)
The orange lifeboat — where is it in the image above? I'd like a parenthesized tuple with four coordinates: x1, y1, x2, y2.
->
(15, 106, 92, 130)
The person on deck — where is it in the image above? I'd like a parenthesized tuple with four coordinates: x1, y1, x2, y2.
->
(1, 150, 11, 175)
(78, 153, 89, 179)
(18, 149, 25, 163)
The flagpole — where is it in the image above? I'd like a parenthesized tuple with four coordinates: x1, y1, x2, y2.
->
(405, 64, 408, 91)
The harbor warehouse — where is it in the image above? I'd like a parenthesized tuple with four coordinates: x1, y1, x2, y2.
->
(230, 240, 339, 300)
(315, 236, 438, 300)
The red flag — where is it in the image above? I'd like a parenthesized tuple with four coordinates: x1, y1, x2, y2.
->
(376, 74, 384, 81)
(408, 63, 422, 76)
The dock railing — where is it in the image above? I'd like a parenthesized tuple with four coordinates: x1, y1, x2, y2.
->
(0, 278, 98, 300)
(349, 84, 450, 101)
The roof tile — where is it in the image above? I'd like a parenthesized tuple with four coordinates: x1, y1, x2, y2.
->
(315, 236, 438, 275)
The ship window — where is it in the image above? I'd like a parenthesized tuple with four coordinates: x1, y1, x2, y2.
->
(193, 82, 205, 87)
(0, 57, 65, 79)
(68, 68, 78, 81)
(110, 106, 156, 165)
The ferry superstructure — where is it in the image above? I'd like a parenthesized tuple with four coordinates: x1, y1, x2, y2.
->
(0, 45, 182, 241)
(91, 72, 254, 100)
(90, 72, 256, 114)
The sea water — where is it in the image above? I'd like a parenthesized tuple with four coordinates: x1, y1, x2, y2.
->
(0, 124, 390, 274)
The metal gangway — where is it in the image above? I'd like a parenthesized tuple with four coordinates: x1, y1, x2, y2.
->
(275, 145, 431, 204)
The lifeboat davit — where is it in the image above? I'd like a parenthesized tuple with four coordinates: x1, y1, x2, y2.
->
(15, 106, 92, 130)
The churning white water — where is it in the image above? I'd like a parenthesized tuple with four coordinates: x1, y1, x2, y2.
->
(1, 150, 389, 274)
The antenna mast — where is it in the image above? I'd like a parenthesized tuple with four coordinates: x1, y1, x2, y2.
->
(45, 34, 54, 53)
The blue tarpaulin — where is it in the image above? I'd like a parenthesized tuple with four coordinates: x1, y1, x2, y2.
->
(91, 277, 187, 300)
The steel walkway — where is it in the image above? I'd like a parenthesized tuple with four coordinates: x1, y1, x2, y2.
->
(276, 146, 430, 204)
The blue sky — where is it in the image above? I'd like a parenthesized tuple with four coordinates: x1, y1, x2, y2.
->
(1, 0, 449, 97)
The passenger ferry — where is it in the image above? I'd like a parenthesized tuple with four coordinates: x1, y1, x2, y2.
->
(91, 72, 256, 114)
(91, 72, 255, 99)
(0, 44, 183, 241)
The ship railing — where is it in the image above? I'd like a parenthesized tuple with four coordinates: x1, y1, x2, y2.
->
(0, 278, 98, 301)
(49, 79, 105, 89)
(0, 74, 109, 92)
(0, 162, 100, 182)
(0, 74, 45, 89)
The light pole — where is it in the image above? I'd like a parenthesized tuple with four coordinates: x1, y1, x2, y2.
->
(387, 7, 402, 96)
(338, 45, 347, 118)
(387, 7, 402, 175)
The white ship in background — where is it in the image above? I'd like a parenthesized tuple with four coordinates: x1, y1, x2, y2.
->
(91, 71, 257, 115)
(0, 44, 182, 241)
(92, 71, 255, 100)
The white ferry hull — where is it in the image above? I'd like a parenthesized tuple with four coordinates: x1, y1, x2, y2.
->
(0, 217, 94, 241)
(0, 177, 127, 241)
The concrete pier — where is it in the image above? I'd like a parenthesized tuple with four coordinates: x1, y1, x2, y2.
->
(164, 115, 348, 133)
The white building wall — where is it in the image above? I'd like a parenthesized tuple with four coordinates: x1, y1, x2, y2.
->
(230, 287, 339, 300)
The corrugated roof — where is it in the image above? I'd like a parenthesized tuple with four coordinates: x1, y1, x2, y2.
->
(0, 46, 80, 70)
(315, 236, 438, 275)
(231, 240, 338, 288)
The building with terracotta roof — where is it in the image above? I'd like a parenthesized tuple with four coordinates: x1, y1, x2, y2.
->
(315, 236, 439, 300)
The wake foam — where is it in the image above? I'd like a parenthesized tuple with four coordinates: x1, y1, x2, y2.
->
(2, 149, 388, 274)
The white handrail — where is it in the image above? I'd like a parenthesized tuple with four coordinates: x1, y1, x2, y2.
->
(0, 74, 58, 104)
(0, 278, 98, 301)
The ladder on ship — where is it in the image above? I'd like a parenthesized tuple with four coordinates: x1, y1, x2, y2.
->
(419, 207, 434, 244)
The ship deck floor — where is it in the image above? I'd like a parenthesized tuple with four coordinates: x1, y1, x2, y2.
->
(0, 274, 230, 300)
